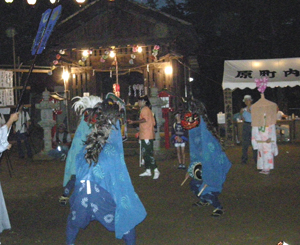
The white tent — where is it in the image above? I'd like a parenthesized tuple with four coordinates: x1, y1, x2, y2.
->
(221, 57, 300, 145)
(223, 57, 300, 90)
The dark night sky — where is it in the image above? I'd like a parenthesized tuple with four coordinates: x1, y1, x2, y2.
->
(1, 0, 300, 119)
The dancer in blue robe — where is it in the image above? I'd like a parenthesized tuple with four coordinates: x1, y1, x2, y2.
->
(62, 97, 146, 245)
(183, 100, 231, 216)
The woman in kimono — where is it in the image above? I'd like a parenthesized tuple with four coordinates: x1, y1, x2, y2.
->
(252, 124, 278, 174)
(251, 94, 278, 175)
(0, 112, 19, 233)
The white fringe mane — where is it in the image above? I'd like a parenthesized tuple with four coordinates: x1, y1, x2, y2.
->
(72, 96, 103, 115)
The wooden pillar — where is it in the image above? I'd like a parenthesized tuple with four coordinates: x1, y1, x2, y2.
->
(86, 70, 96, 95)
(224, 88, 234, 146)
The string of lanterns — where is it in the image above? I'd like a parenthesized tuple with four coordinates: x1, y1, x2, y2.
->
(4, 0, 87, 5)
(49, 45, 163, 98)
(50, 44, 160, 68)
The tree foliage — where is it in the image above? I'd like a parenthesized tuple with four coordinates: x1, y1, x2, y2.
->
(146, 0, 159, 8)
(0, 0, 83, 65)
(161, 0, 300, 117)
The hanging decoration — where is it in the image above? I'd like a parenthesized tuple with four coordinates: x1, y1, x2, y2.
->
(128, 85, 131, 96)
(100, 50, 109, 63)
(129, 59, 134, 65)
(132, 45, 138, 53)
(130, 84, 144, 97)
(255, 76, 268, 93)
(151, 45, 160, 61)
(52, 53, 62, 66)
(138, 84, 144, 96)
(133, 84, 137, 97)
(113, 83, 120, 97)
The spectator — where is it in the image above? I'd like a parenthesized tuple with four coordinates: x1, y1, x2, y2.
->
(240, 95, 257, 164)
(13, 105, 32, 159)
(0, 112, 19, 234)
(49, 123, 71, 161)
(171, 112, 188, 169)
(128, 95, 160, 179)
(251, 95, 278, 175)
(276, 107, 289, 141)
(277, 109, 288, 120)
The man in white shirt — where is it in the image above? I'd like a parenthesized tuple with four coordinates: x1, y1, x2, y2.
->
(13, 106, 32, 159)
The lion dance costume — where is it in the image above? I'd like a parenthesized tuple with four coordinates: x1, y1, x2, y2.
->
(62, 96, 146, 245)
(183, 99, 232, 216)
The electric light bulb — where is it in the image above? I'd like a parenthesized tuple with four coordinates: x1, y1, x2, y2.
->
(27, 0, 36, 5)
(62, 71, 70, 81)
(82, 50, 89, 57)
(165, 66, 173, 75)
(109, 51, 116, 58)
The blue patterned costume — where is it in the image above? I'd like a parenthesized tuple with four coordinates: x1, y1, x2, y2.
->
(64, 120, 146, 244)
(188, 116, 231, 209)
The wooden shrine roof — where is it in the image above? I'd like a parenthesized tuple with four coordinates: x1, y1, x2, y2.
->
(49, 0, 198, 54)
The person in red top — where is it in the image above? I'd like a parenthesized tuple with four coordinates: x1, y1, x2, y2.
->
(128, 95, 160, 179)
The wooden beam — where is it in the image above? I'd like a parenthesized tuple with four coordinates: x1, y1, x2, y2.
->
(5, 69, 51, 74)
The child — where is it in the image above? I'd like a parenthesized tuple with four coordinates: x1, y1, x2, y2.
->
(171, 112, 188, 169)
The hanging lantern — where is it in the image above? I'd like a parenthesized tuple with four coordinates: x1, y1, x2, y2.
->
(109, 50, 116, 58)
(132, 45, 138, 53)
(27, 0, 36, 5)
(113, 83, 120, 97)
(82, 50, 89, 57)
(113, 83, 120, 92)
